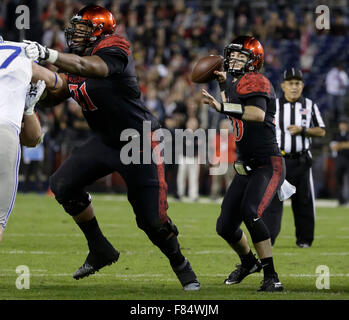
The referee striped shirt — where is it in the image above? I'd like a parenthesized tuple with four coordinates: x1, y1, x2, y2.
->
(275, 95, 325, 154)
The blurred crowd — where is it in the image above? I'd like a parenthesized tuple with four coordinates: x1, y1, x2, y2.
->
(1, 0, 349, 202)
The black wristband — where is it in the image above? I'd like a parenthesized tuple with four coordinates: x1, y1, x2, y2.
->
(219, 81, 226, 92)
(301, 127, 307, 137)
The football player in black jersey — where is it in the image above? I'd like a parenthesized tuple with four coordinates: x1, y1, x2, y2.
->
(24, 5, 200, 291)
(202, 36, 285, 292)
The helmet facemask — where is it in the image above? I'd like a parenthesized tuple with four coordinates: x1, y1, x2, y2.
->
(65, 18, 96, 55)
(223, 44, 254, 77)
(65, 5, 117, 55)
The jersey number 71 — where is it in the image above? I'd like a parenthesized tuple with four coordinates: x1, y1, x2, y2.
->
(69, 82, 98, 112)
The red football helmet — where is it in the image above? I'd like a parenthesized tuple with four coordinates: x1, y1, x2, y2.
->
(223, 36, 264, 76)
(65, 5, 117, 54)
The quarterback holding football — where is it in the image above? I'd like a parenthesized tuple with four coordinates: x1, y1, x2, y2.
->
(201, 36, 285, 292)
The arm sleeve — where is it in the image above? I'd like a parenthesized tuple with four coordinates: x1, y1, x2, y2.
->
(93, 47, 128, 75)
(243, 96, 267, 112)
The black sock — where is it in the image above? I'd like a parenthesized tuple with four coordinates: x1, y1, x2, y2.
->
(170, 253, 186, 269)
(261, 257, 276, 276)
(168, 248, 186, 268)
(239, 250, 257, 267)
(76, 217, 104, 243)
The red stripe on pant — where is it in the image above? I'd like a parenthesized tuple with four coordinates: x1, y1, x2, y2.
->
(151, 132, 169, 224)
(257, 156, 283, 218)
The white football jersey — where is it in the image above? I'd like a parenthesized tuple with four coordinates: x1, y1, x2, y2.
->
(0, 41, 32, 131)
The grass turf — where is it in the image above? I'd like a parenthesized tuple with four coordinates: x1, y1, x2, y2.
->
(0, 193, 348, 300)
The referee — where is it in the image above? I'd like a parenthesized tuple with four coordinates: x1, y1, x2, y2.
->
(262, 68, 326, 248)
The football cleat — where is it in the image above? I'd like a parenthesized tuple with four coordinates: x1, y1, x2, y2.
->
(224, 261, 262, 285)
(297, 242, 311, 248)
(172, 258, 201, 291)
(257, 273, 284, 292)
(73, 237, 120, 280)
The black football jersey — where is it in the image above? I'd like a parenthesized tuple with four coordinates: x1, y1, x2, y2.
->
(225, 72, 281, 161)
(66, 35, 160, 148)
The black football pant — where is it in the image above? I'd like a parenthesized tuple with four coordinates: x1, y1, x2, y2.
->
(216, 156, 285, 245)
(263, 157, 315, 246)
(50, 134, 184, 262)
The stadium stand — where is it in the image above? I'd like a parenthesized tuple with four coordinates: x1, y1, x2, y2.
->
(1, 0, 348, 199)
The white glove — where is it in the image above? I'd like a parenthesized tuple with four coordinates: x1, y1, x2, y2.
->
(24, 80, 46, 115)
(23, 40, 58, 63)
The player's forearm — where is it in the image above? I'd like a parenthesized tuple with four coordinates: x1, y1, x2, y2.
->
(202, 89, 264, 122)
(20, 114, 42, 147)
(25, 41, 108, 77)
(220, 102, 265, 122)
(54, 53, 108, 77)
(220, 91, 227, 103)
(242, 106, 265, 122)
(31, 62, 63, 89)
(54, 53, 86, 75)
(38, 73, 70, 108)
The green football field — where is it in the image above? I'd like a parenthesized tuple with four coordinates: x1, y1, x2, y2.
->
(0, 193, 348, 300)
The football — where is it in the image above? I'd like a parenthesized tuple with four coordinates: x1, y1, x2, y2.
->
(191, 55, 224, 83)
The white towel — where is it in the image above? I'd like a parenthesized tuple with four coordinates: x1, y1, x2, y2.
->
(277, 179, 296, 201)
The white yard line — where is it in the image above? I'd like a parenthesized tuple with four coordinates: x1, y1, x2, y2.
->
(1, 249, 349, 256)
(5, 233, 348, 240)
(91, 195, 346, 208)
(0, 272, 348, 278)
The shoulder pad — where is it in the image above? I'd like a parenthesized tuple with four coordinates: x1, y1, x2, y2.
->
(236, 73, 271, 97)
(91, 35, 130, 56)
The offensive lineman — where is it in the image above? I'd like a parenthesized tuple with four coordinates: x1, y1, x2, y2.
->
(202, 36, 285, 291)
(24, 5, 200, 290)
(0, 36, 63, 243)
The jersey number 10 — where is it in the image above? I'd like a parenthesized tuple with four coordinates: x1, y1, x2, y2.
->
(230, 117, 244, 141)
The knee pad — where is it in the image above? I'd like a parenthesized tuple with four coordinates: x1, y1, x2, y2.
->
(216, 217, 243, 244)
(55, 191, 92, 216)
(138, 218, 180, 258)
(139, 218, 179, 244)
(49, 174, 91, 216)
(231, 228, 243, 244)
(137, 216, 178, 243)
(138, 218, 185, 266)
(244, 217, 270, 243)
